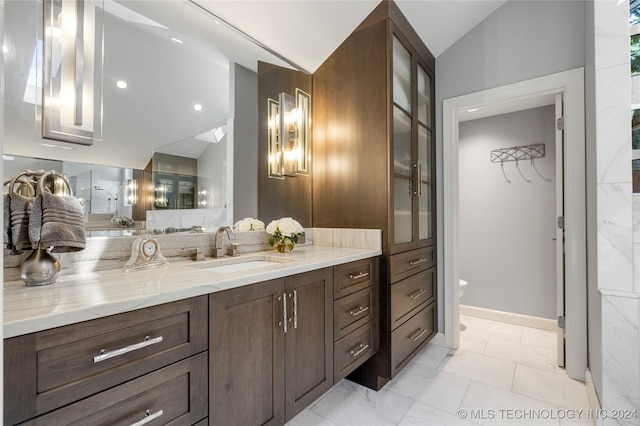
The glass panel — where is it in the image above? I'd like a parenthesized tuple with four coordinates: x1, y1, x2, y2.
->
(394, 107, 412, 176)
(418, 184, 432, 240)
(394, 177, 413, 244)
(417, 66, 431, 126)
(418, 125, 431, 182)
(393, 36, 411, 112)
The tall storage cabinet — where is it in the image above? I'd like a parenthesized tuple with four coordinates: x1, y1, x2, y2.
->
(313, 1, 437, 390)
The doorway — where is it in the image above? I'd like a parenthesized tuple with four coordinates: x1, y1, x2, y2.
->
(442, 68, 587, 381)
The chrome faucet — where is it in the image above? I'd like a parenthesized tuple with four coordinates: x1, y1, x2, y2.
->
(213, 226, 236, 258)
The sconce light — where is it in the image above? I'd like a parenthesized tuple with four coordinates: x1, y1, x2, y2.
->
(198, 187, 208, 208)
(267, 88, 311, 179)
(126, 179, 138, 205)
(155, 183, 168, 207)
(43, 0, 103, 145)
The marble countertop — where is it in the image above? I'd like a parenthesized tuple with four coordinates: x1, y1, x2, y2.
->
(3, 245, 381, 338)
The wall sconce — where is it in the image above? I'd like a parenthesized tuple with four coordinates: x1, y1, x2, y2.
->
(198, 187, 208, 208)
(155, 183, 168, 207)
(126, 179, 138, 205)
(267, 88, 311, 179)
(43, 0, 103, 145)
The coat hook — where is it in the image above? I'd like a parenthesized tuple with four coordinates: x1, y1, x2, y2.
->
(515, 158, 531, 183)
(501, 161, 511, 184)
(531, 158, 552, 182)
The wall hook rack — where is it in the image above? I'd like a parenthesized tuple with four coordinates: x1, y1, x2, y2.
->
(491, 143, 551, 183)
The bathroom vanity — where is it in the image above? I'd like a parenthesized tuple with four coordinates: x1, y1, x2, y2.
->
(3, 242, 380, 426)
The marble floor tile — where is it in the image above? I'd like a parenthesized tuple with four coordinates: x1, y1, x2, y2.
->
(521, 326, 558, 350)
(286, 409, 339, 426)
(408, 342, 451, 369)
(460, 381, 560, 426)
(398, 401, 481, 426)
(308, 380, 414, 426)
(386, 362, 471, 415)
(464, 317, 524, 343)
(512, 365, 591, 410)
(483, 337, 557, 373)
(439, 350, 517, 390)
(458, 326, 491, 354)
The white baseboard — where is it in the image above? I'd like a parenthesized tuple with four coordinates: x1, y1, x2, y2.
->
(460, 305, 557, 331)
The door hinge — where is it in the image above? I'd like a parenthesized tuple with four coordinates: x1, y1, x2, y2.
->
(558, 315, 565, 329)
(556, 117, 564, 131)
(557, 216, 565, 229)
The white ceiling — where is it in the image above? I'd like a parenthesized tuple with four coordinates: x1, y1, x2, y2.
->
(193, 0, 508, 72)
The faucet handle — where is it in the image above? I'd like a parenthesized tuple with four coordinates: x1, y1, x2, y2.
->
(184, 247, 205, 261)
(229, 243, 242, 257)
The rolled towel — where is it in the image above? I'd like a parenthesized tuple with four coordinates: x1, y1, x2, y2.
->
(29, 192, 86, 253)
(9, 192, 34, 252)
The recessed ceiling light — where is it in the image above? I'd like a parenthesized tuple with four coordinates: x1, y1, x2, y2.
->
(193, 104, 203, 111)
(2, 45, 8, 54)
(116, 80, 128, 89)
(214, 20, 220, 25)
(467, 108, 480, 113)
(170, 36, 183, 44)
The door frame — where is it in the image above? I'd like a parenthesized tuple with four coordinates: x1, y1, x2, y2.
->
(442, 68, 587, 380)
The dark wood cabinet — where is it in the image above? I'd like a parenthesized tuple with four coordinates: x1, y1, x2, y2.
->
(4, 296, 208, 426)
(313, 1, 437, 390)
(210, 268, 333, 425)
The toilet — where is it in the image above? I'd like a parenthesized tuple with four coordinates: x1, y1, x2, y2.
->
(459, 279, 468, 299)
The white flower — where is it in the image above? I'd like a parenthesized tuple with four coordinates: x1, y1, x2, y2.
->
(233, 217, 265, 231)
(267, 217, 303, 238)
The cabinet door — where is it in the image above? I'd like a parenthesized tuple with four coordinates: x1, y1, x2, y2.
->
(284, 269, 333, 422)
(391, 31, 435, 252)
(210, 279, 285, 426)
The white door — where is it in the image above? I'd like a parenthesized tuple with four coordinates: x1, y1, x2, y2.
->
(555, 93, 565, 367)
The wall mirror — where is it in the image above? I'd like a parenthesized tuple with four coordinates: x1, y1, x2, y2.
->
(2, 0, 300, 235)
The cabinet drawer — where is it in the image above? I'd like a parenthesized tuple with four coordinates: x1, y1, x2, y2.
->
(389, 247, 434, 283)
(5, 297, 208, 423)
(390, 268, 435, 331)
(333, 257, 377, 299)
(334, 320, 378, 382)
(334, 286, 376, 341)
(390, 302, 436, 378)
(21, 352, 208, 426)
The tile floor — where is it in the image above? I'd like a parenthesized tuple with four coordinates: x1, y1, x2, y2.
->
(286, 315, 593, 426)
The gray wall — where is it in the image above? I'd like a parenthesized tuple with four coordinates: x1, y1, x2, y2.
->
(435, 0, 585, 329)
(231, 63, 258, 222)
(459, 106, 556, 319)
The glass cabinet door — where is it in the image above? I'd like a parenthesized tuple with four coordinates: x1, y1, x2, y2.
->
(391, 35, 435, 249)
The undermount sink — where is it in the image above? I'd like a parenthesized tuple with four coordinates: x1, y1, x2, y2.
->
(192, 254, 295, 274)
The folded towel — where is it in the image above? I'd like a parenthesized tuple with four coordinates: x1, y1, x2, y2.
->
(8, 192, 34, 252)
(29, 192, 86, 253)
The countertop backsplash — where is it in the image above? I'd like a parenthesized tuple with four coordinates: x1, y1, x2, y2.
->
(3, 228, 380, 284)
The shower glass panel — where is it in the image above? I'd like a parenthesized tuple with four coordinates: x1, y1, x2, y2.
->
(393, 36, 411, 113)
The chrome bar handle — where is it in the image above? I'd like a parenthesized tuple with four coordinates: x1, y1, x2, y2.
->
(410, 328, 428, 341)
(349, 306, 369, 317)
(417, 161, 423, 197)
(129, 409, 164, 426)
(409, 258, 427, 266)
(74, 0, 85, 125)
(292, 290, 298, 329)
(350, 343, 370, 357)
(93, 336, 163, 363)
(409, 288, 427, 300)
(282, 293, 288, 333)
(349, 272, 369, 280)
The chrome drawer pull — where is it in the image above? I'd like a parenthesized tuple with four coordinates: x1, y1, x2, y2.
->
(282, 293, 288, 334)
(409, 288, 427, 300)
(349, 272, 369, 280)
(349, 305, 370, 317)
(350, 343, 370, 357)
(293, 290, 298, 329)
(410, 328, 429, 341)
(409, 258, 427, 266)
(129, 409, 164, 426)
(94, 336, 163, 363)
